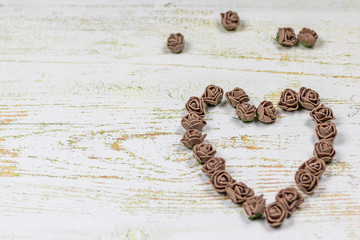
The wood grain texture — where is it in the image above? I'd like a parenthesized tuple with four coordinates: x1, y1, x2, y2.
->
(0, 0, 359, 239)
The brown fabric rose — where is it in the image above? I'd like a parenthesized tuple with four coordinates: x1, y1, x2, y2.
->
(314, 140, 336, 163)
(275, 188, 304, 215)
(201, 85, 224, 106)
(181, 112, 207, 131)
(210, 170, 235, 193)
(202, 157, 226, 176)
(180, 129, 207, 149)
(225, 88, 249, 107)
(225, 182, 254, 203)
(299, 157, 326, 177)
(185, 96, 206, 117)
(298, 28, 318, 47)
(236, 102, 256, 122)
(315, 122, 337, 141)
(278, 88, 299, 111)
(256, 101, 277, 123)
(167, 33, 184, 53)
(265, 201, 288, 227)
(310, 104, 334, 123)
(192, 143, 216, 164)
(243, 194, 266, 219)
(295, 169, 319, 194)
(220, 11, 240, 30)
(277, 27, 297, 46)
(299, 87, 320, 110)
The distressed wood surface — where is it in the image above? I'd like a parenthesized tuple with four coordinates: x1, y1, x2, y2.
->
(0, 0, 360, 239)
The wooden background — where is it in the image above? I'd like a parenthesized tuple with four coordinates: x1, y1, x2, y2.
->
(0, 0, 359, 239)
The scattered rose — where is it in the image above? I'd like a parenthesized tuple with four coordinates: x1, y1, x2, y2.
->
(299, 87, 320, 110)
(181, 112, 207, 131)
(220, 11, 240, 30)
(278, 88, 299, 111)
(202, 157, 226, 176)
(201, 85, 224, 106)
(276, 27, 297, 46)
(256, 101, 278, 123)
(313, 140, 336, 163)
(299, 157, 326, 177)
(180, 129, 206, 149)
(295, 169, 319, 194)
(265, 201, 288, 227)
(192, 143, 216, 164)
(167, 33, 185, 53)
(310, 104, 334, 123)
(236, 102, 256, 122)
(275, 188, 304, 215)
(315, 122, 337, 141)
(298, 28, 318, 47)
(225, 87, 249, 107)
(185, 96, 206, 117)
(243, 194, 266, 219)
(225, 182, 254, 203)
(210, 170, 235, 193)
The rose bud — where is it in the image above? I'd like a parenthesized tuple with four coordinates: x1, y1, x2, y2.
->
(299, 157, 326, 178)
(210, 170, 235, 193)
(202, 157, 226, 176)
(225, 87, 249, 107)
(278, 88, 299, 111)
(201, 84, 224, 106)
(310, 104, 334, 123)
(275, 188, 304, 215)
(256, 101, 278, 123)
(313, 140, 336, 163)
(315, 122, 337, 141)
(181, 112, 207, 131)
(299, 87, 320, 110)
(180, 129, 207, 149)
(220, 11, 240, 30)
(236, 102, 256, 122)
(192, 143, 216, 164)
(225, 182, 254, 204)
(298, 28, 318, 47)
(295, 169, 319, 194)
(167, 33, 184, 53)
(185, 96, 206, 117)
(265, 201, 288, 227)
(243, 194, 266, 220)
(276, 27, 297, 46)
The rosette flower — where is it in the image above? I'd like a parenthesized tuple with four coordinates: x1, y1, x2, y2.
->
(202, 157, 226, 176)
(295, 169, 319, 194)
(278, 88, 299, 111)
(298, 28, 318, 47)
(315, 122, 337, 141)
(225, 87, 249, 107)
(299, 87, 320, 110)
(220, 11, 240, 30)
(299, 157, 326, 177)
(210, 170, 235, 193)
(225, 182, 254, 203)
(180, 129, 207, 149)
(276, 27, 297, 46)
(313, 140, 336, 163)
(167, 33, 185, 53)
(185, 96, 206, 117)
(275, 188, 304, 215)
(256, 101, 277, 123)
(243, 195, 266, 219)
(265, 201, 288, 227)
(236, 102, 256, 122)
(192, 143, 216, 164)
(310, 104, 334, 123)
(181, 112, 207, 131)
(201, 85, 224, 106)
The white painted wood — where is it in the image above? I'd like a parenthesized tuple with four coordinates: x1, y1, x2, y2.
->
(0, 0, 359, 239)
